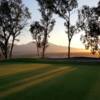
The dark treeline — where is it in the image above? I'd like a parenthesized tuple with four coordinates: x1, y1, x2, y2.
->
(0, 0, 100, 59)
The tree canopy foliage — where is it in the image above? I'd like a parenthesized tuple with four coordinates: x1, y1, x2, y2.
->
(41, 0, 78, 58)
(36, 0, 55, 58)
(78, 3, 100, 55)
(0, 0, 30, 59)
(30, 21, 44, 56)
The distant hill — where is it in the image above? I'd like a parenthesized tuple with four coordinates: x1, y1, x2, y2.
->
(11, 42, 96, 58)
(0, 42, 97, 58)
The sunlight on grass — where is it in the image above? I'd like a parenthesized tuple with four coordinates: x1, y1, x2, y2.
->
(0, 64, 49, 77)
(0, 66, 77, 98)
(1, 61, 100, 100)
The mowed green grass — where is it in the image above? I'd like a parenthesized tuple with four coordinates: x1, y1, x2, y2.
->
(0, 60, 100, 100)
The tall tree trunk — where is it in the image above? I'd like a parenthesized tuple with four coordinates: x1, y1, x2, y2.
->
(36, 43, 40, 57)
(42, 32, 47, 58)
(68, 40, 71, 59)
(42, 46, 45, 58)
(0, 47, 5, 59)
(4, 41, 8, 60)
(4, 50, 8, 59)
(36, 40, 40, 57)
(67, 11, 71, 59)
(9, 37, 15, 59)
(42, 41, 46, 58)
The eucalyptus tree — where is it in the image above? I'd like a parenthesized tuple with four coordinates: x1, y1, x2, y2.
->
(8, 0, 30, 58)
(0, 0, 11, 59)
(30, 21, 44, 56)
(36, 0, 55, 58)
(42, 0, 78, 58)
(78, 5, 100, 56)
(0, 0, 30, 59)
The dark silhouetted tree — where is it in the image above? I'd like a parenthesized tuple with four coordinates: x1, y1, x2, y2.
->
(78, 5, 100, 56)
(30, 21, 44, 56)
(0, 0, 30, 59)
(36, 0, 55, 58)
(94, 1, 100, 16)
(42, 0, 78, 58)
(0, 0, 11, 59)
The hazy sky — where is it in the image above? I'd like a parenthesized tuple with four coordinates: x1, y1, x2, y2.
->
(18, 0, 99, 48)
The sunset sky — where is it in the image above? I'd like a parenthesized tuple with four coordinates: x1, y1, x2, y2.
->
(17, 0, 99, 48)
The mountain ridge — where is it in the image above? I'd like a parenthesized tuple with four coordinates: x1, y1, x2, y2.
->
(1, 42, 95, 58)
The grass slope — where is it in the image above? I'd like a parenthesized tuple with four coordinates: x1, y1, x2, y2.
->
(0, 59, 100, 100)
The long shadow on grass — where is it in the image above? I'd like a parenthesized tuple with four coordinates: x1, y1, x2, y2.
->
(0, 58, 100, 100)
(4, 65, 100, 100)
(0, 67, 77, 99)
(0, 65, 54, 91)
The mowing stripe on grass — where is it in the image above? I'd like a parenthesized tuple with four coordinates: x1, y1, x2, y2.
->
(0, 67, 77, 98)
(1, 67, 71, 90)
(0, 64, 49, 77)
(0, 65, 60, 91)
